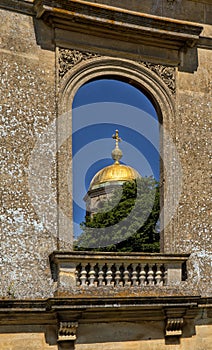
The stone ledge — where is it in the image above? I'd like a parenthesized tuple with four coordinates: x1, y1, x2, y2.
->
(0, 296, 203, 317)
(34, 0, 203, 49)
(198, 36, 212, 49)
(0, 0, 34, 15)
(0, 296, 208, 329)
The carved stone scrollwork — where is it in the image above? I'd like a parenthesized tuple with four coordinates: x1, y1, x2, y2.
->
(58, 321, 78, 341)
(165, 318, 184, 336)
(58, 49, 100, 79)
(140, 62, 176, 94)
(58, 48, 176, 94)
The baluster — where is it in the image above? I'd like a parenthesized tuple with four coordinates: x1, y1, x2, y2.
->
(106, 264, 112, 286)
(89, 263, 95, 286)
(147, 265, 154, 285)
(115, 264, 121, 286)
(163, 265, 168, 285)
(123, 264, 130, 286)
(131, 264, 138, 286)
(98, 263, 104, 286)
(80, 263, 87, 286)
(139, 264, 146, 286)
(75, 265, 80, 286)
(119, 264, 124, 286)
(111, 264, 115, 286)
(155, 265, 163, 285)
(94, 264, 98, 287)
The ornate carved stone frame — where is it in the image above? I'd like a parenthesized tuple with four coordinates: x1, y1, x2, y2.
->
(56, 49, 178, 253)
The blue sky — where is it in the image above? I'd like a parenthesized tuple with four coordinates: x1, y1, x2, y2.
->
(72, 79, 159, 237)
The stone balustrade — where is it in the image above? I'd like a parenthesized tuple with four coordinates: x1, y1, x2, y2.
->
(50, 252, 189, 292)
(76, 261, 166, 287)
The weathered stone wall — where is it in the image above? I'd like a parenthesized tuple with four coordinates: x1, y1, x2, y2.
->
(0, 9, 57, 298)
(172, 47, 212, 296)
(0, 333, 57, 350)
(0, 323, 212, 350)
(75, 323, 212, 350)
(0, 1, 211, 299)
(0, 2, 211, 350)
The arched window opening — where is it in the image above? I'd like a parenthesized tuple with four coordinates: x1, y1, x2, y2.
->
(72, 78, 160, 252)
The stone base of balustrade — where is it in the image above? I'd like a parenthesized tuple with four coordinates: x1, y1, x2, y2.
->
(53, 284, 199, 298)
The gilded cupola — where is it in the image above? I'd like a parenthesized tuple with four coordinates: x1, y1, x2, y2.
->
(89, 130, 141, 191)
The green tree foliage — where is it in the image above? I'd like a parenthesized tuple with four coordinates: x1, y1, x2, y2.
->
(74, 177, 160, 252)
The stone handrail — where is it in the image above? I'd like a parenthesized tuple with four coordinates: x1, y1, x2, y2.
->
(50, 252, 189, 290)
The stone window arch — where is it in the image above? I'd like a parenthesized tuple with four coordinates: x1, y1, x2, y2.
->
(57, 50, 180, 253)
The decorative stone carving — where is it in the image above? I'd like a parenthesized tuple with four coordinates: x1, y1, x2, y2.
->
(140, 62, 176, 94)
(165, 318, 184, 336)
(58, 48, 176, 94)
(58, 49, 100, 79)
(58, 321, 78, 341)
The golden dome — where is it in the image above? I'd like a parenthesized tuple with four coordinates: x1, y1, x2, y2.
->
(89, 163, 140, 190)
(89, 130, 141, 190)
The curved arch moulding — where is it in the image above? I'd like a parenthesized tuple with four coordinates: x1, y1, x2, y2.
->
(57, 55, 179, 253)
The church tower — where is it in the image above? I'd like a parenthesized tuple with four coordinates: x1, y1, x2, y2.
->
(84, 130, 141, 217)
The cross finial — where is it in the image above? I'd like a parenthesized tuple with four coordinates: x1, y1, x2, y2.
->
(112, 129, 121, 147)
(111, 129, 123, 164)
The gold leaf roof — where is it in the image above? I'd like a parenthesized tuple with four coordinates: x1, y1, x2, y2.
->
(89, 163, 140, 190)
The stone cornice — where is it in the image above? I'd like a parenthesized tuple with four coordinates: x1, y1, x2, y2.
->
(0, 296, 202, 314)
(0, 296, 211, 324)
(190, 0, 212, 4)
(33, 0, 202, 50)
(0, 297, 210, 345)
(198, 36, 212, 49)
(1, 1, 211, 56)
(0, 0, 34, 15)
(50, 250, 190, 260)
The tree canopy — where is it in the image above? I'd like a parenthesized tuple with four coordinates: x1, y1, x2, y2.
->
(74, 176, 160, 252)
